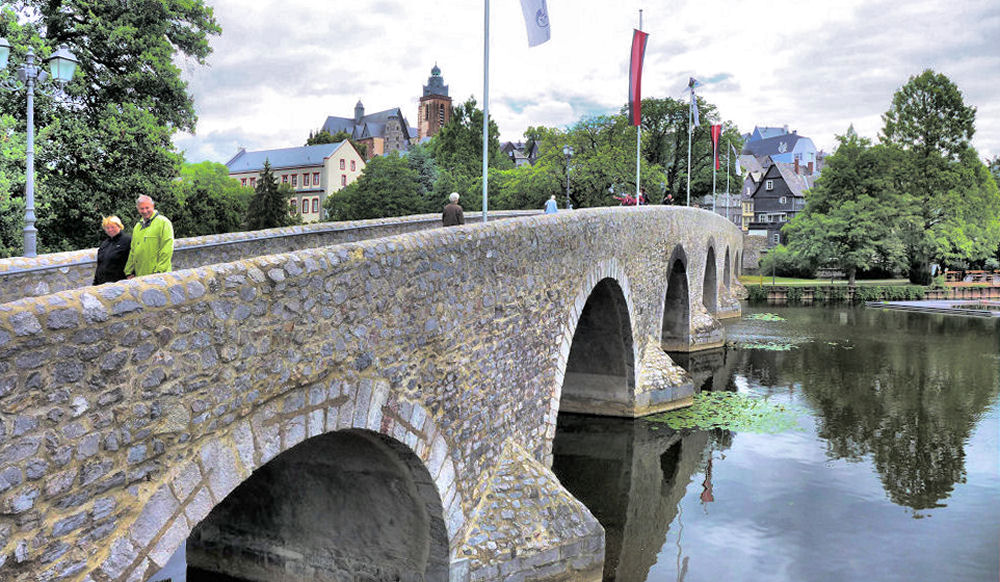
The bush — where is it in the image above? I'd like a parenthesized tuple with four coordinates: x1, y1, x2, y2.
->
(786, 286, 804, 303)
(759, 245, 816, 279)
(747, 286, 769, 303)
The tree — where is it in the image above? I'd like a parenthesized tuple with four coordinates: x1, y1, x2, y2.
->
(172, 161, 253, 237)
(246, 161, 295, 230)
(783, 131, 906, 284)
(431, 96, 511, 180)
(325, 153, 426, 221)
(879, 71, 1000, 282)
(881, 70, 976, 161)
(1, 1, 220, 252)
(0, 113, 27, 257)
(306, 129, 366, 158)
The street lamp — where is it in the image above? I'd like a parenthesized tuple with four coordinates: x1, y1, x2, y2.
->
(0, 38, 79, 257)
(562, 144, 574, 210)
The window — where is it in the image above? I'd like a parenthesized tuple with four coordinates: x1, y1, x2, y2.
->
(312, 198, 319, 213)
(340, 159, 345, 170)
(240, 178, 246, 186)
(313, 172, 320, 185)
(291, 174, 297, 187)
(350, 160, 356, 171)
(772, 233, 781, 244)
(765, 180, 773, 191)
(341, 174, 347, 186)
(438, 104, 445, 126)
(289, 200, 297, 215)
(301, 199, 309, 214)
(249, 177, 256, 188)
(779, 196, 786, 204)
(282, 174, 288, 183)
(303, 173, 309, 186)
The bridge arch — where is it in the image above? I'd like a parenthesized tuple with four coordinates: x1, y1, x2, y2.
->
(551, 259, 637, 419)
(661, 245, 690, 351)
(95, 388, 463, 582)
(703, 244, 718, 314)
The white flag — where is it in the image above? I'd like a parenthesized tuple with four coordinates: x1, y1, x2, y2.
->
(690, 92, 700, 127)
(520, 0, 551, 47)
(732, 143, 741, 174)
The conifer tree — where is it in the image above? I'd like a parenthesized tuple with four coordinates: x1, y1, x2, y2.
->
(246, 161, 295, 230)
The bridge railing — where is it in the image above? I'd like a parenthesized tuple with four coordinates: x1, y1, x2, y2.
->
(0, 211, 537, 305)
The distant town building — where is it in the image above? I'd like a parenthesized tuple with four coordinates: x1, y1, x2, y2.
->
(500, 141, 539, 167)
(226, 141, 365, 223)
(745, 158, 818, 247)
(321, 102, 413, 161)
(742, 125, 818, 168)
(417, 64, 452, 141)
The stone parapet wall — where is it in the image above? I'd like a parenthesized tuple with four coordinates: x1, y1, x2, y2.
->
(0, 206, 742, 581)
(0, 211, 536, 306)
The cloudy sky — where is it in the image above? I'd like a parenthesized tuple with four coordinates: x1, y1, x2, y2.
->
(173, 0, 1000, 165)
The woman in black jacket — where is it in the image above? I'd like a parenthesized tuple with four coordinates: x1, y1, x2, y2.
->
(93, 216, 132, 285)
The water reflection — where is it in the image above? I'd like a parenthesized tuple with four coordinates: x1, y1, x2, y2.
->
(551, 414, 711, 582)
(554, 306, 1000, 582)
(733, 307, 999, 511)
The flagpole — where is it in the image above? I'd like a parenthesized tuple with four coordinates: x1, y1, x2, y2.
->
(712, 151, 717, 212)
(725, 139, 731, 222)
(686, 92, 692, 207)
(635, 10, 642, 206)
(482, 0, 490, 223)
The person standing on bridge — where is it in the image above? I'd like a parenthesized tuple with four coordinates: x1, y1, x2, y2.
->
(442, 192, 464, 227)
(124, 195, 174, 278)
(93, 216, 131, 285)
(544, 195, 558, 214)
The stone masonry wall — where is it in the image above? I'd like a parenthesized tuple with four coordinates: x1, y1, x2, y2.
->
(0, 206, 742, 582)
(0, 211, 535, 306)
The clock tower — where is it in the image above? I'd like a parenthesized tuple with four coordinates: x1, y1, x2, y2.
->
(417, 64, 452, 141)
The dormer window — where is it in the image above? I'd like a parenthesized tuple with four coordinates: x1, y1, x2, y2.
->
(765, 180, 774, 191)
(779, 196, 786, 204)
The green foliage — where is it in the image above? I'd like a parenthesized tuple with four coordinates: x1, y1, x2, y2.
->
(746, 286, 769, 302)
(786, 286, 804, 303)
(306, 129, 366, 158)
(325, 153, 430, 221)
(648, 391, 803, 433)
(431, 97, 511, 180)
(0, 1, 220, 253)
(172, 161, 253, 236)
(246, 161, 295, 230)
(783, 131, 906, 284)
(881, 69, 976, 161)
(759, 245, 816, 279)
(0, 113, 27, 257)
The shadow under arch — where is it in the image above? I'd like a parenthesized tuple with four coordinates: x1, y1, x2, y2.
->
(724, 246, 731, 289)
(661, 245, 690, 352)
(703, 245, 718, 314)
(186, 429, 450, 582)
(559, 276, 636, 417)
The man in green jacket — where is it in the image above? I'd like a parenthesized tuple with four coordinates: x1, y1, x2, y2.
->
(124, 195, 174, 278)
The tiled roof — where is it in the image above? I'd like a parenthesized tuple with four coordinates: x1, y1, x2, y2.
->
(743, 134, 807, 157)
(225, 143, 344, 173)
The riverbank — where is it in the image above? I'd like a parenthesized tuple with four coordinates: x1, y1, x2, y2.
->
(739, 278, 1000, 304)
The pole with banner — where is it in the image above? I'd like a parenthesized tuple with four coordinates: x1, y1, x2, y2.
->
(629, 17, 648, 206)
(710, 124, 721, 212)
(687, 77, 701, 206)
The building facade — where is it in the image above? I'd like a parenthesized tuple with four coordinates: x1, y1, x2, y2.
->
(226, 141, 365, 223)
(746, 161, 815, 247)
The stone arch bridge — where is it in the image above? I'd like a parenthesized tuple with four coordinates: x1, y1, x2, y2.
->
(0, 207, 744, 582)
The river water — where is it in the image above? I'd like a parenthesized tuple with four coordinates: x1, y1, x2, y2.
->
(553, 305, 1000, 582)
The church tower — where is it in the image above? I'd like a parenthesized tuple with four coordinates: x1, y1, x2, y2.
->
(417, 64, 452, 141)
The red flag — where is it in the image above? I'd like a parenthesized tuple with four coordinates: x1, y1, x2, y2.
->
(628, 29, 649, 127)
(710, 124, 722, 170)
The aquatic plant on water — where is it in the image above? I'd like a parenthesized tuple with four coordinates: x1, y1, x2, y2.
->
(745, 313, 786, 322)
(740, 341, 796, 351)
(648, 391, 804, 433)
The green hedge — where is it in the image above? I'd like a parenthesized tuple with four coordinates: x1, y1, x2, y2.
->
(746, 284, 926, 304)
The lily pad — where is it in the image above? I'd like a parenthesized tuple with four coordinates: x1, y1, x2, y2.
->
(745, 313, 786, 322)
(648, 391, 804, 433)
(740, 341, 796, 351)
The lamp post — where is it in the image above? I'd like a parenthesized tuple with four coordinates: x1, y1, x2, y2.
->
(0, 39, 79, 257)
(562, 144, 574, 210)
